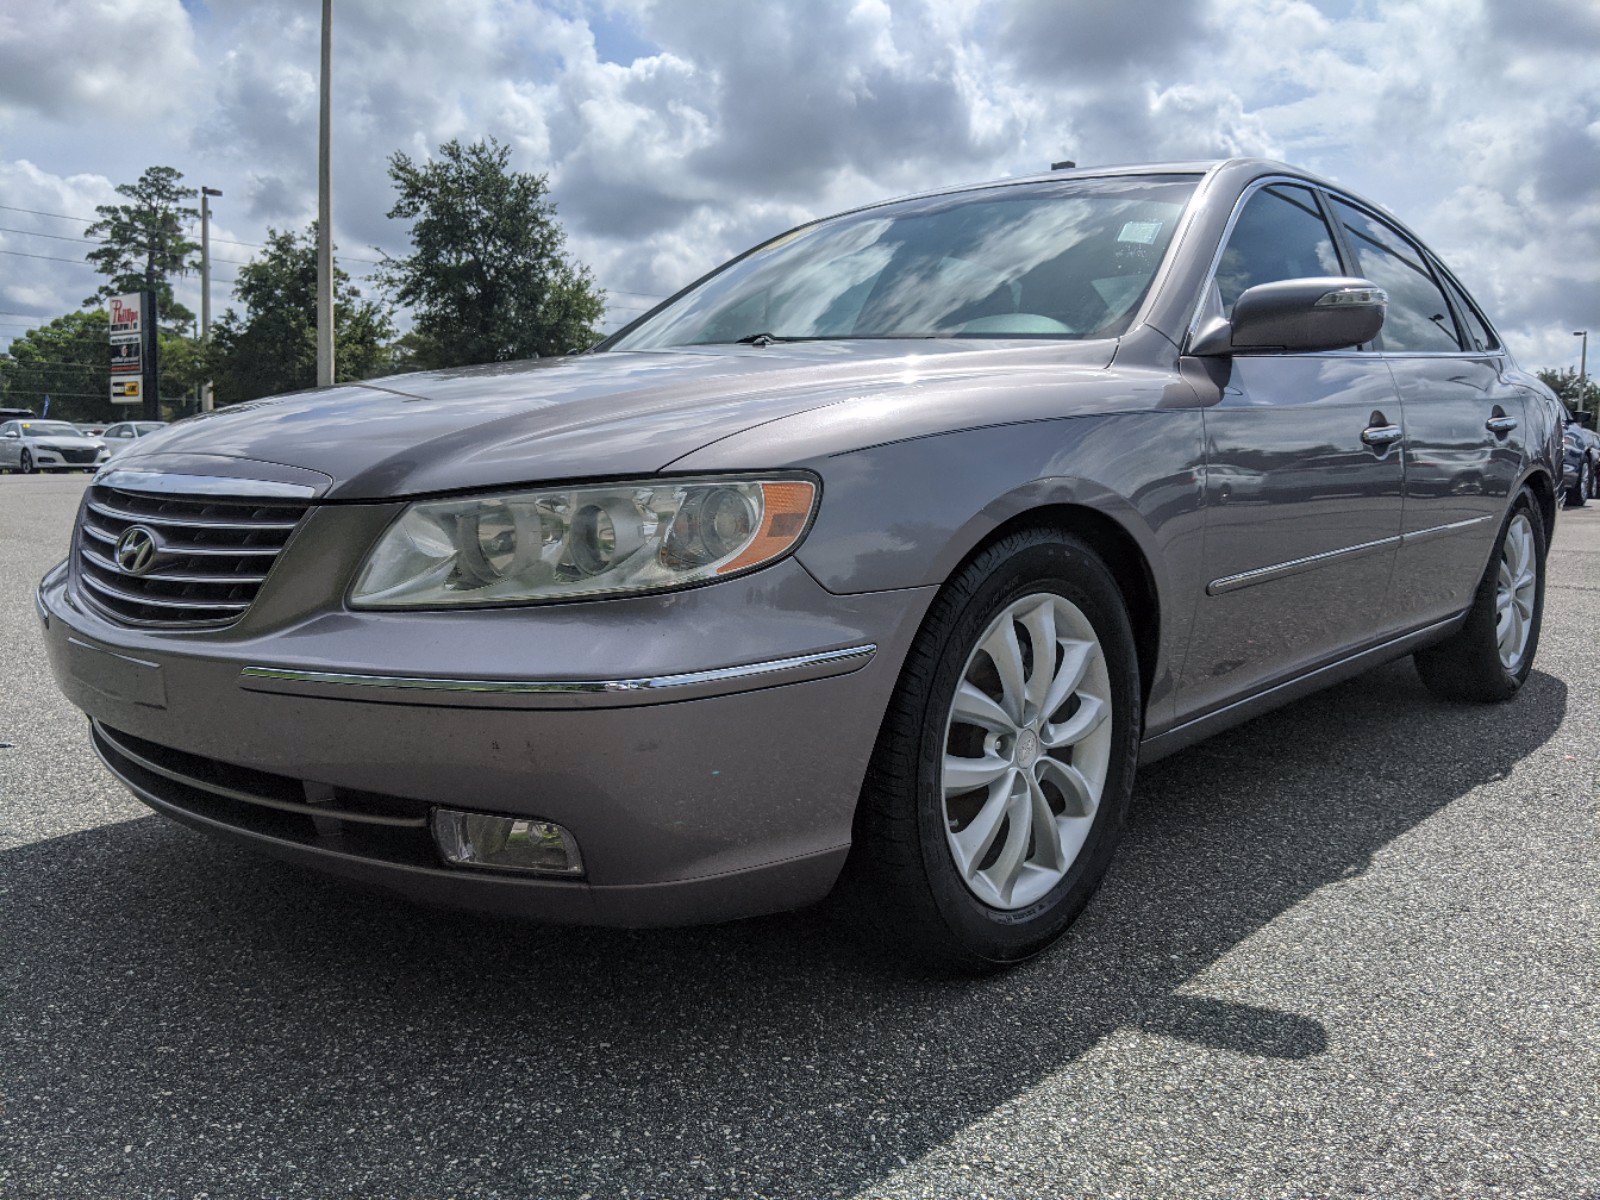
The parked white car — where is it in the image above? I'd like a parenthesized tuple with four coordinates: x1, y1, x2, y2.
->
(0, 418, 109, 473)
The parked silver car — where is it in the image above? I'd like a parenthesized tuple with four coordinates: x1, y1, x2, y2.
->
(38, 159, 1562, 968)
(100, 420, 169, 458)
(1, 418, 109, 473)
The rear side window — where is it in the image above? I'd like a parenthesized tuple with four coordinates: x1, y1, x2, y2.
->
(1330, 199, 1462, 353)
(1214, 184, 1341, 316)
(1440, 273, 1498, 352)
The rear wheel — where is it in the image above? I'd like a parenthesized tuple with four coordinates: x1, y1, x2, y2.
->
(1414, 492, 1545, 702)
(849, 529, 1142, 971)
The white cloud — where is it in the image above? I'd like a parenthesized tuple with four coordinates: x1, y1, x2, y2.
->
(0, 0, 1594, 359)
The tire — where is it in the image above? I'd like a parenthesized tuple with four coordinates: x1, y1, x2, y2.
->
(1589, 457, 1599, 501)
(847, 528, 1143, 972)
(19, 450, 35, 475)
(1568, 460, 1590, 508)
(1414, 491, 1545, 703)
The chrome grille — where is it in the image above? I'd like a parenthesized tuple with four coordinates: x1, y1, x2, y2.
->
(75, 481, 309, 627)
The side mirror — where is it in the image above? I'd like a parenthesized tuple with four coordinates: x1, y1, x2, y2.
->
(1191, 276, 1387, 356)
(2, 430, 17, 439)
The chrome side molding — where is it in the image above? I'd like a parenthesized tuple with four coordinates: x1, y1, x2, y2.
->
(1208, 515, 1495, 595)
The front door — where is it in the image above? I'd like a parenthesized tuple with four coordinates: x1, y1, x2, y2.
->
(1326, 197, 1527, 626)
(1174, 182, 1406, 722)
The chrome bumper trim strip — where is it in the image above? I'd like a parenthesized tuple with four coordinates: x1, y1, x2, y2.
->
(238, 644, 878, 703)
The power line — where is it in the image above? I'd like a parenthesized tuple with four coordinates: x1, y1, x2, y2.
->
(0, 388, 107, 398)
(0, 248, 91, 266)
(0, 224, 95, 244)
(3, 359, 112, 370)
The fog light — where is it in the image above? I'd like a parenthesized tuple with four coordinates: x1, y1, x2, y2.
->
(431, 809, 584, 876)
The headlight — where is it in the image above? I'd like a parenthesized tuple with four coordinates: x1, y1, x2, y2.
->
(350, 475, 817, 608)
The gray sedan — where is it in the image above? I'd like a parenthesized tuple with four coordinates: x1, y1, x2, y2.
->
(0, 418, 109, 473)
(38, 158, 1562, 969)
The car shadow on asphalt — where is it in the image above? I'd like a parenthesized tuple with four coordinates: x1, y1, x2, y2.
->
(0, 661, 1567, 1198)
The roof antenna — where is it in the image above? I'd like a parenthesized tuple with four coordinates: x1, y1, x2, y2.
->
(1051, 160, 1077, 170)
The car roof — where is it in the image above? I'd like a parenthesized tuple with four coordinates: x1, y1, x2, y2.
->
(833, 157, 1355, 219)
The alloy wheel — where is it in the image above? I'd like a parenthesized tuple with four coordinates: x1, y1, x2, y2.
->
(1494, 512, 1537, 671)
(941, 592, 1113, 910)
(20, 450, 34, 474)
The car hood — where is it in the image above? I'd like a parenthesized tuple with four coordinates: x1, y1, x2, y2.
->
(27, 434, 101, 447)
(112, 340, 1115, 499)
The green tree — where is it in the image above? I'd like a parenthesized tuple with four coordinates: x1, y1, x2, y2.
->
(1537, 367, 1600, 414)
(379, 137, 605, 367)
(0, 310, 202, 420)
(207, 224, 396, 404)
(0, 310, 113, 422)
(83, 165, 199, 329)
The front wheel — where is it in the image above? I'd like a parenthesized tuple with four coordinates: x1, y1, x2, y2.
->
(20, 449, 36, 475)
(1569, 460, 1591, 508)
(848, 529, 1142, 971)
(1414, 492, 1545, 702)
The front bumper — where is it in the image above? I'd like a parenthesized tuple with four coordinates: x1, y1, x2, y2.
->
(39, 554, 933, 926)
(26, 447, 107, 469)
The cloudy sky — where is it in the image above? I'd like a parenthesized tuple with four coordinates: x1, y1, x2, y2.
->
(0, 0, 1595, 370)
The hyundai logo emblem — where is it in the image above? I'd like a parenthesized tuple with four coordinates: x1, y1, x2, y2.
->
(113, 525, 160, 575)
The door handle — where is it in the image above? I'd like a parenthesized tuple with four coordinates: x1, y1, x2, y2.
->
(1361, 423, 1403, 448)
(1485, 415, 1518, 435)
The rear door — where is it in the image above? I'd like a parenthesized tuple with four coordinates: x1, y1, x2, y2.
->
(1327, 197, 1526, 627)
(1177, 181, 1407, 720)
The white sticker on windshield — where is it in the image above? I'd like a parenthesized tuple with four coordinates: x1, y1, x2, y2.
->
(1118, 220, 1162, 245)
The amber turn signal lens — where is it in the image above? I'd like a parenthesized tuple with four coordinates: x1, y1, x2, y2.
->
(717, 480, 817, 574)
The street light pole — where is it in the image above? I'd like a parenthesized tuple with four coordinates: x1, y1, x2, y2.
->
(200, 186, 222, 412)
(316, 0, 335, 387)
(1575, 330, 1589, 417)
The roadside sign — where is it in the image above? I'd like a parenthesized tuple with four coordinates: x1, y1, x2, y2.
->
(110, 341, 141, 374)
(108, 291, 159, 417)
(109, 294, 142, 344)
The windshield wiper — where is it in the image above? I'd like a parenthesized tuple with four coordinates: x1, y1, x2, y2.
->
(733, 332, 802, 346)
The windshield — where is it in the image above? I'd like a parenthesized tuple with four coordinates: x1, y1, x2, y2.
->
(135, 422, 165, 434)
(609, 176, 1197, 351)
(20, 421, 82, 437)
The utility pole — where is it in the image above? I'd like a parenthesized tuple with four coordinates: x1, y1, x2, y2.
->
(200, 186, 221, 411)
(316, 0, 335, 387)
(1576, 330, 1589, 418)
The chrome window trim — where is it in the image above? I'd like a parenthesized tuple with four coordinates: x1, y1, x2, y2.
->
(1182, 175, 1506, 362)
(92, 468, 318, 501)
(239, 643, 877, 698)
(1182, 172, 1339, 353)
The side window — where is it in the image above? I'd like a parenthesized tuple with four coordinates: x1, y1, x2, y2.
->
(1330, 199, 1462, 353)
(1215, 184, 1342, 316)
(0, 422, 14, 436)
(1440, 272, 1498, 352)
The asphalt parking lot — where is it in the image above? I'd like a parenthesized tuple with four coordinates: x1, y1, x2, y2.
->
(2, 472, 1597, 1199)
